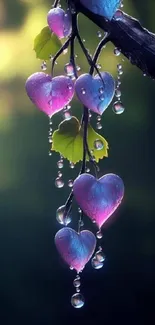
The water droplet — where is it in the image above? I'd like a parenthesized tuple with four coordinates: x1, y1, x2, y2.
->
(76, 65, 81, 71)
(73, 279, 81, 288)
(99, 87, 104, 94)
(76, 287, 81, 293)
(117, 63, 122, 70)
(56, 205, 71, 226)
(70, 266, 74, 270)
(64, 63, 75, 77)
(94, 139, 104, 150)
(96, 229, 103, 239)
(97, 31, 102, 38)
(81, 88, 86, 95)
(91, 256, 103, 270)
(71, 293, 85, 308)
(112, 101, 125, 115)
(63, 111, 71, 120)
(67, 84, 73, 90)
(68, 179, 73, 187)
(55, 177, 64, 188)
(57, 160, 64, 169)
(78, 207, 82, 214)
(97, 63, 102, 69)
(41, 61, 47, 71)
(118, 69, 123, 76)
(49, 118, 52, 125)
(95, 250, 105, 263)
(115, 89, 122, 98)
(48, 137, 52, 143)
(96, 115, 101, 121)
(114, 48, 121, 56)
(99, 94, 104, 101)
(79, 219, 84, 227)
(69, 162, 75, 169)
(58, 170, 63, 177)
(96, 122, 102, 130)
(86, 167, 90, 173)
(48, 151, 52, 156)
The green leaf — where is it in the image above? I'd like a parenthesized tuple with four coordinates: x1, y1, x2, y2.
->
(34, 26, 61, 60)
(52, 117, 108, 164)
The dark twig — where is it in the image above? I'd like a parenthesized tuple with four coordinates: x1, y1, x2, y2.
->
(51, 37, 71, 76)
(90, 32, 111, 75)
(53, 0, 59, 8)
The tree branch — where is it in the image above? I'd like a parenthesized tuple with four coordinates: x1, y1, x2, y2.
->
(73, 0, 155, 79)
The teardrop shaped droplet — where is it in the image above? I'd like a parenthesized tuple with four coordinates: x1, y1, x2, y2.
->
(95, 250, 105, 263)
(96, 229, 103, 239)
(91, 256, 103, 270)
(56, 205, 71, 225)
(64, 62, 75, 77)
(55, 177, 64, 188)
(94, 139, 104, 150)
(112, 101, 125, 114)
(71, 293, 85, 308)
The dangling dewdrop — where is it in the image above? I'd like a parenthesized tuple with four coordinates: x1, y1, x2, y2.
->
(41, 61, 47, 71)
(56, 205, 71, 226)
(91, 229, 105, 270)
(62, 105, 72, 120)
(55, 155, 64, 188)
(48, 117, 53, 156)
(78, 207, 84, 231)
(91, 246, 105, 270)
(64, 62, 75, 79)
(69, 161, 75, 169)
(113, 62, 125, 114)
(94, 139, 104, 150)
(71, 274, 85, 308)
(96, 114, 102, 130)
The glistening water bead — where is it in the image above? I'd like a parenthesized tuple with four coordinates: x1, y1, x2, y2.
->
(95, 250, 105, 263)
(64, 63, 75, 78)
(56, 205, 71, 226)
(55, 177, 64, 188)
(113, 101, 125, 114)
(91, 256, 103, 269)
(71, 293, 85, 308)
(94, 139, 104, 150)
(57, 159, 64, 169)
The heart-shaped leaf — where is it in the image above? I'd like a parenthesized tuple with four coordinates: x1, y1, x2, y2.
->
(34, 26, 61, 60)
(52, 117, 108, 163)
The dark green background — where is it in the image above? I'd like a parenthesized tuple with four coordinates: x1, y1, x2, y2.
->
(0, 0, 155, 324)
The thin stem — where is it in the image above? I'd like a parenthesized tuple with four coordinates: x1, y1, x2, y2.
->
(51, 37, 71, 76)
(80, 108, 88, 174)
(70, 13, 78, 79)
(90, 32, 110, 75)
(53, 0, 59, 8)
(76, 32, 103, 80)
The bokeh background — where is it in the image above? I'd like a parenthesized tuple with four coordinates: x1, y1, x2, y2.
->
(0, 0, 155, 324)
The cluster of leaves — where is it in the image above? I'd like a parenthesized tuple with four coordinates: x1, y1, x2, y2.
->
(34, 25, 109, 164)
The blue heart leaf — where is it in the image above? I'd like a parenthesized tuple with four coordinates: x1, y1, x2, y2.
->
(80, 0, 121, 20)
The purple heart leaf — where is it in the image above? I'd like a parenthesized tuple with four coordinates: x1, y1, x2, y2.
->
(25, 72, 74, 117)
(75, 73, 115, 115)
(55, 227, 96, 272)
(73, 173, 124, 228)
